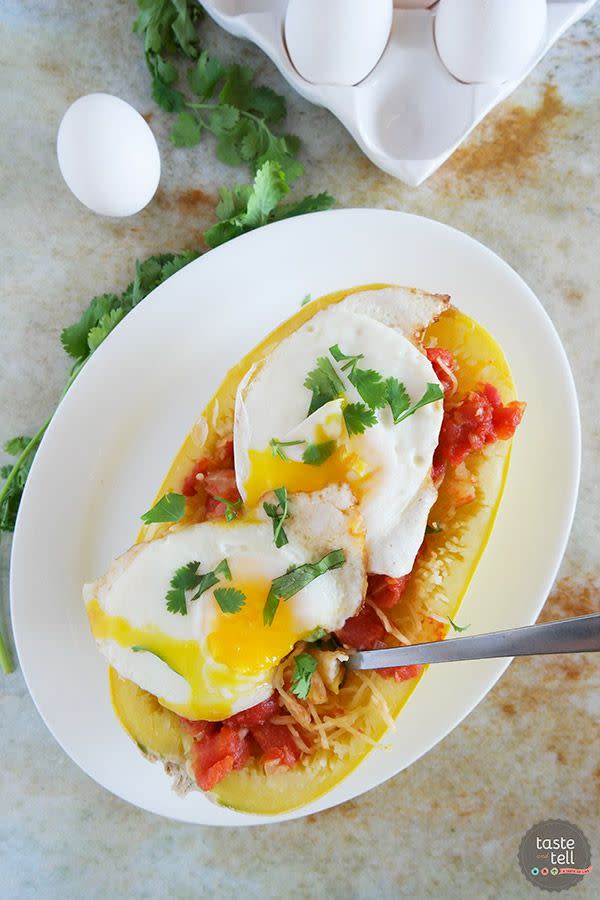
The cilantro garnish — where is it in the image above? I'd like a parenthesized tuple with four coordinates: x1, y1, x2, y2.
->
(263, 549, 346, 625)
(166, 558, 232, 614)
(263, 487, 289, 548)
(214, 586, 246, 614)
(304, 356, 345, 415)
(304, 626, 327, 643)
(131, 645, 182, 675)
(388, 382, 444, 425)
(302, 440, 336, 466)
(385, 377, 410, 423)
(166, 560, 202, 615)
(213, 495, 242, 522)
(301, 294, 312, 307)
(447, 616, 470, 633)
(291, 653, 318, 700)
(329, 344, 388, 410)
(141, 492, 186, 524)
(269, 438, 305, 462)
(343, 403, 377, 436)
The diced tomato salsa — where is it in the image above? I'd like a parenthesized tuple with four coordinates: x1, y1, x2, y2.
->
(181, 440, 241, 517)
(190, 723, 251, 791)
(426, 347, 457, 394)
(435, 382, 525, 468)
(377, 664, 423, 683)
(251, 722, 301, 769)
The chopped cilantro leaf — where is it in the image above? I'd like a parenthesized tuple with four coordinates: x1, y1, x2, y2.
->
(214, 587, 246, 614)
(269, 438, 305, 462)
(263, 486, 289, 548)
(343, 402, 377, 436)
(263, 549, 346, 625)
(131, 645, 181, 675)
(393, 383, 444, 424)
(291, 652, 318, 699)
(141, 492, 186, 524)
(302, 440, 336, 466)
(304, 627, 327, 643)
(304, 356, 345, 415)
(166, 560, 201, 614)
(190, 558, 232, 601)
(447, 616, 470, 633)
(385, 377, 410, 423)
(213, 495, 242, 522)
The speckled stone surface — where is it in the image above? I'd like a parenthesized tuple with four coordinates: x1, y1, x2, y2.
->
(1, 2, 599, 897)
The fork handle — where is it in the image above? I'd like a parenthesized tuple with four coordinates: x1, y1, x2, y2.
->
(347, 613, 600, 670)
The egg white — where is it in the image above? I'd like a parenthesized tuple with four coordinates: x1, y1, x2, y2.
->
(84, 488, 365, 720)
(234, 288, 445, 576)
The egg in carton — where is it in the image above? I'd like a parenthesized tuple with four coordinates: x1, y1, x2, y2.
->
(201, 0, 596, 186)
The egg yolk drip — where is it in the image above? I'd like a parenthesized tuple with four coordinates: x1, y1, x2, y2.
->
(87, 596, 279, 721)
(207, 575, 306, 675)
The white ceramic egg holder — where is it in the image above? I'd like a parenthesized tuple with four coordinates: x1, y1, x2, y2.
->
(201, 0, 596, 186)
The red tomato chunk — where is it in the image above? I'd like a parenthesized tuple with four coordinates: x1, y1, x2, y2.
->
(190, 723, 251, 791)
(367, 574, 410, 610)
(251, 722, 300, 769)
(336, 603, 386, 650)
(435, 383, 525, 468)
(377, 664, 423, 683)
(228, 694, 280, 728)
(426, 347, 457, 394)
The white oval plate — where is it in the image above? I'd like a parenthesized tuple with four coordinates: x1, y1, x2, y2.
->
(11, 210, 580, 826)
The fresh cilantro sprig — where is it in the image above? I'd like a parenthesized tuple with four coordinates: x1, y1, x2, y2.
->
(263, 549, 346, 625)
(304, 355, 345, 416)
(387, 381, 444, 425)
(131, 645, 182, 675)
(203, 161, 335, 249)
(329, 344, 388, 410)
(290, 652, 318, 700)
(141, 492, 187, 524)
(269, 437, 305, 462)
(447, 616, 471, 633)
(302, 440, 336, 466)
(213, 496, 242, 522)
(214, 586, 246, 614)
(166, 557, 232, 615)
(263, 487, 289, 548)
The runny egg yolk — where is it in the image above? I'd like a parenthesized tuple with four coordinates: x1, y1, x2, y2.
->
(207, 575, 304, 675)
(244, 419, 372, 508)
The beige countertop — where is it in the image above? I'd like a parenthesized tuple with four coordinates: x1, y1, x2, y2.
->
(1, 2, 598, 897)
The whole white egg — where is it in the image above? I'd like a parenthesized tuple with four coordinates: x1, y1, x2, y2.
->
(56, 93, 161, 217)
(435, 0, 547, 84)
(285, 0, 393, 86)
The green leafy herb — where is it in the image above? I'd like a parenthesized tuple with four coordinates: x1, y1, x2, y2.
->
(302, 440, 336, 466)
(329, 344, 387, 410)
(263, 549, 346, 625)
(304, 356, 345, 416)
(343, 403, 377, 436)
(4, 436, 33, 456)
(269, 437, 305, 462)
(141, 492, 186, 524)
(213, 496, 242, 522)
(385, 377, 410, 424)
(301, 294, 312, 307)
(204, 162, 333, 249)
(447, 616, 470, 633)
(214, 587, 246, 614)
(263, 486, 289, 548)
(190, 558, 232, 601)
(304, 626, 327, 643)
(131, 645, 181, 675)
(425, 522, 443, 534)
(391, 382, 443, 425)
(166, 557, 232, 613)
(290, 652, 318, 699)
(166, 560, 202, 614)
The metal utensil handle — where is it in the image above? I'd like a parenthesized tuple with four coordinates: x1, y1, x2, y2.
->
(347, 613, 600, 670)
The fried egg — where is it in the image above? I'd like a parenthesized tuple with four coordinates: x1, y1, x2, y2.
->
(84, 486, 365, 721)
(234, 287, 447, 577)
